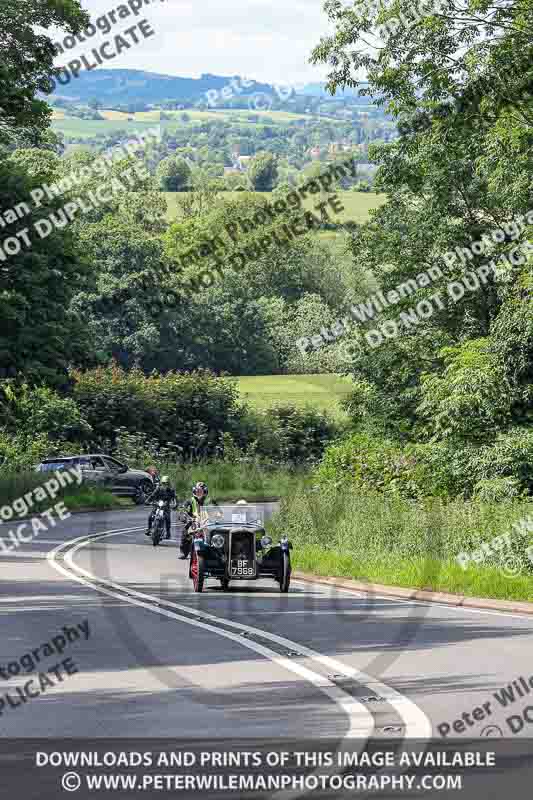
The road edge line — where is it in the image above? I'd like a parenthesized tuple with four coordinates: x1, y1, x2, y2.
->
(293, 571, 533, 616)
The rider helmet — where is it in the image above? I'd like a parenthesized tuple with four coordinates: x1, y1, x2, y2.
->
(161, 475, 170, 485)
(192, 481, 208, 498)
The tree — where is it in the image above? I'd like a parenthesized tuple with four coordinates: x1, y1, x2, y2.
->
(247, 151, 279, 191)
(310, 0, 533, 449)
(0, 0, 89, 146)
(38, 129, 65, 155)
(71, 205, 174, 370)
(0, 158, 90, 386)
(8, 147, 60, 185)
(156, 156, 192, 192)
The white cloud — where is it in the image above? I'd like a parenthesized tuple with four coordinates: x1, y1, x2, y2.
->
(52, 0, 332, 85)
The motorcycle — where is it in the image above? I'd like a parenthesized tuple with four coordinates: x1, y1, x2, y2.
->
(177, 508, 200, 559)
(149, 500, 168, 547)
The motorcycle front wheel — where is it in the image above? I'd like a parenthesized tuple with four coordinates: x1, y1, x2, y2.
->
(191, 553, 205, 593)
(152, 520, 163, 547)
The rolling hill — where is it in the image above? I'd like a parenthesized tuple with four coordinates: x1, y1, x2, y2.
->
(47, 68, 293, 106)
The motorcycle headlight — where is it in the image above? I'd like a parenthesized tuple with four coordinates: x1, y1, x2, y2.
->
(211, 533, 225, 549)
(261, 535, 272, 548)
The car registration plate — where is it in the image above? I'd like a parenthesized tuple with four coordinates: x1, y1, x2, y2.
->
(230, 559, 254, 577)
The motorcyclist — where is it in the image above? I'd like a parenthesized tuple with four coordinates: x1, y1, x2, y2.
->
(179, 481, 208, 559)
(145, 475, 177, 540)
(146, 465, 160, 485)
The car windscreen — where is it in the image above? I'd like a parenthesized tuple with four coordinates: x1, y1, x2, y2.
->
(202, 504, 264, 527)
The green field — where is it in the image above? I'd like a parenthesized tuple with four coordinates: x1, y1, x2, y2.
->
(164, 190, 385, 225)
(51, 118, 158, 138)
(50, 106, 325, 139)
(303, 190, 386, 224)
(236, 374, 353, 419)
(162, 108, 324, 124)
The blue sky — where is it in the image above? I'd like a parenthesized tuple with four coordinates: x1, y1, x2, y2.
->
(53, 0, 334, 86)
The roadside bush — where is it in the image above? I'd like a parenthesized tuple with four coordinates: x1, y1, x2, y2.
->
(77, 369, 340, 468)
(466, 429, 533, 494)
(316, 429, 533, 500)
(72, 364, 245, 459)
(161, 461, 309, 502)
(2, 384, 91, 442)
(472, 477, 525, 503)
(315, 432, 416, 494)
(0, 430, 59, 473)
(264, 405, 339, 465)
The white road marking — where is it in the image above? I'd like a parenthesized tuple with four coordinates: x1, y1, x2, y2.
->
(49, 526, 433, 739)
(292, 578, 533, 622)
(0, 551, 50, 558)
(47, 527, 373, 739)
(98, 531, 431, 737)
(0, 539, 68, 545)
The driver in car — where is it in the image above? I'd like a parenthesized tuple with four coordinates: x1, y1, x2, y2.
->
(179, 481, 208, 559)
(145, 476, 177, 540)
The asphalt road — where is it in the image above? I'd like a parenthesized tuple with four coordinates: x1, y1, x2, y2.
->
(1, 506, 533, 796)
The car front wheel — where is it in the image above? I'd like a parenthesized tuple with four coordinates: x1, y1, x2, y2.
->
(280, 551, 291, 593)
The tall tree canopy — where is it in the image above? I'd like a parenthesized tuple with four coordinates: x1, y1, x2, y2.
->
(0, 0, 89, 146)
(310, 0, 533, 443)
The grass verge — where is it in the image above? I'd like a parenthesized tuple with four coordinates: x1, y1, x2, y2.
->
(0, 471, 121, 516)
(270, 485, 533, 602)
(293, 546, 533, 603)
(162, 461, 308, 503)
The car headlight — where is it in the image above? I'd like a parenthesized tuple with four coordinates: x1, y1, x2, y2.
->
(261, 535, 272, 548)
(211, 533, 225, 549)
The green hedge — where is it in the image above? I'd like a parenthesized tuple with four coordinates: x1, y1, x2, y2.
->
(315, 431, 533, 499)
